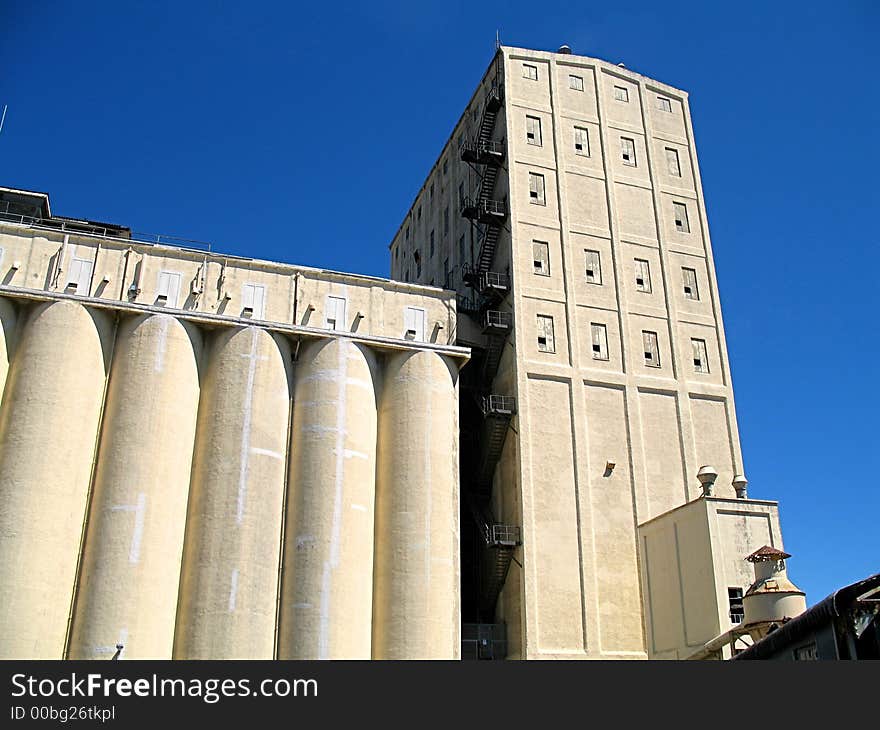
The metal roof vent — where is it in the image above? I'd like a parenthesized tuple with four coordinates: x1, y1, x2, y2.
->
(558, 44, 572, 54)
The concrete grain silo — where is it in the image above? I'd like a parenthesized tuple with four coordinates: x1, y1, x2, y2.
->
(0, 191, 468, 660)
(68, 314, 202, 659)
(0, 297, 17, 394)
(279, 338, 379, 659)
(174, 326, 291, 659)
(373, 350, 459, 659)
(0, 300, 111, 659)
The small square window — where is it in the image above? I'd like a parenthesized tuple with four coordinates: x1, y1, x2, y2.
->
(614, 85, 629, 102)
(665, 147, 681, 177)
(537, 314, 555, 353)
(634, 259, 651, 293)
(728, 587, 744, 623)
(692, 338, 709, 373)
(569, 74, 584, 91)
(526, 115, 542, 146)
(532, 241, 550, 276)
(528, 172, 546, 205)
(682, 267, 699, 300)
(585, 249, 601, 285)
(523, 64, 538, 81)
(642, 331, 660, 368)
(656, 96, 672, 113)
(621, 137, 636, 167)
(574, 126, 590, 157)
(590, 323, 609, 361)
(674, 202, 690, 233)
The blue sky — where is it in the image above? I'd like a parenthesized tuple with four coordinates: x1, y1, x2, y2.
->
(1, 1, 877, 604)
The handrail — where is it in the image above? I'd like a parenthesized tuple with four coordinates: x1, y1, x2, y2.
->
(484, 523, 521, 546)
(0, 209, 213, 252)
(481, 394, 515, 415)
(483, 310, 511, 329)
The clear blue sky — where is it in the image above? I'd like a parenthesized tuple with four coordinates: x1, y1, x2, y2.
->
(1, 1, 877, 604)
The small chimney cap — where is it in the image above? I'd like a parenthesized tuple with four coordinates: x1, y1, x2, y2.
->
(696, 465, 718, 484)
(558, 44, 572, 54)
(746, 546, 791, 562)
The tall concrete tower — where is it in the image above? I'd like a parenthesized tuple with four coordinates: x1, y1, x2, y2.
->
(389, 45, 788, 659)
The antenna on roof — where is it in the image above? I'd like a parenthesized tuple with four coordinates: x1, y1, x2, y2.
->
(0, 105, 7, 136)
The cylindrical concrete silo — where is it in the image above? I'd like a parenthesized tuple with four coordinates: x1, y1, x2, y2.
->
(373, 350, 459, 659)
(174, 326, 291, 659)
(0, 301, 111, 659)
(68, 314, 201, 659)
(278, 338, 379, 659)
(0, 297, 18, 400)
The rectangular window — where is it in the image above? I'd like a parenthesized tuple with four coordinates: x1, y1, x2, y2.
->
(614, 85, 629, 102)
(590, 323, 609, 360)
(569, 74, 584, 91)
(526, 115, 542, 146)
(459, 233, 466, 263)
(430, 182, 434, 201)
(537, 314, 555, 353)
(728, 588, 744, 623)
(682, 267, 699, 300)
(585, 249, 601, 284)
(458, 182, 465, 205)
(156, 270, 182, 307)
(325, 295, 347, 331)
(443, 158, 448, 175)
(444, 257, 450, 287)
(692, 338, 709, 373)
(657, 96, 672, 113)
(444, 206, 449, 235)
(665, 147, 681, 177)
(66, 256, 93, 294)
(532, 241, 550, 276)
(241, 283, 266, 319)
(528, 172, 546, 205)
(634, 259, 652, 293)
(523, 63, 538, 80)
(674, 202, 690, 233)
(404, 306, 426, 341)
(405, 226, 410, 241)
(417, 205, 421, 221)
(642, 330, 660, 368)
(414, 249, 422, 278)
(620, 137, 636, 166)
(574, 126, 590, 156)
(430, 230, 435, 258)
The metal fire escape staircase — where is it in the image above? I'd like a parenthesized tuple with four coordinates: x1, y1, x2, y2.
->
(460, 84, 507, 283)
(459, 80, 522, 628)
(465, 492, 522, 620)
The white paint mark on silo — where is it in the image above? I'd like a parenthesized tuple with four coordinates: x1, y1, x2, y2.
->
(236, 329, 258, 525)
(153, 316, 168, 373)
(250, 446, 283, 460)
(228, 569, 239, 612)
(318, 340, 348, 660)
(130, 493, 147, 564)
